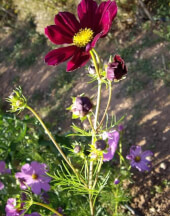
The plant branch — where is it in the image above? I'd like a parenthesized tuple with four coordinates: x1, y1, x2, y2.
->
(26, 105, 87, 187)
(33, 202, 62, 216)
(97, 80, 112, 131)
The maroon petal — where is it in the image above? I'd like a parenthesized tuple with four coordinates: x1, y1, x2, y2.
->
(91, 32, 102, 48)
(45, 25, 73, 45)
(45, 46, 77, 66)
(67, 49, 91, 71)
(96, 0, 117, 37)
(55, 12, 80, 36)
(78, 0, 98, 29)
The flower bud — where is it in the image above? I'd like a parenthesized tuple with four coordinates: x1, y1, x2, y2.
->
(72, 96, 93, 117)
(95, 140, 107, 151)
(88, 65, 96, 74)
(106, 55, 127, 81)
(114, 178, 120, 185)
(6, 87, 27, 113)
(74, 145, 81, 153)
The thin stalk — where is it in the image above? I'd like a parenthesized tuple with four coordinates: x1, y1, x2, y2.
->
(97, 80, 112, 131)
(88, 49, 102, 216)
(92, 156, 103, 191)
(33, 202, 62, 216)
(90, 50, 101, 79)
(92, 48, 101, 65)
(87, 115, 95, 133)
(119, 135, 123, 166)
(26, 105, 87, 187)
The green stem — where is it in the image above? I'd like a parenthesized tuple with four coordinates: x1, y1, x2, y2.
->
(97, 80, 112, 131)
(88, 49, 102, 216)
(92, 156, 103, 191)
(87, 115, 95, 133)
(90, 50, 101, 79)
(26, 105, 87, 187)
(119, 134, 123, 166)
(33, 202, 62, 216)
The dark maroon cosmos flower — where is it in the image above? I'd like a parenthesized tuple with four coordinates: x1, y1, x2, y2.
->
(45, 0, 117, 71)
(107, 55, 127, 81)
(72, 96, 93, 117)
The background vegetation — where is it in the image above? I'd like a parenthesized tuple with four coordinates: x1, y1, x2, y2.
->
(0, 0, 169, 215)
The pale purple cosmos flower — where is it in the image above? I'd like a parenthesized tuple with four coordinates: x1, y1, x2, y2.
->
(5, 198, 26, 216)
(0, 160, 11, 174)
(103, 130, 120, 161)
(0, 161, 11, 190)
(25, 213, 41, 216)
(118, 124, 124, 132)
(126, 146, 153, 172)
(15, 161, 51, 195)
(0, 181, 4, 190)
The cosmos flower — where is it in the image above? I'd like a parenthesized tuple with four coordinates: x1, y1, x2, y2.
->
(106, 55, 127, 81)
(103, 130, 120, 161)
(15, 161, 51, 195)
(45, 0, 117, 71)
(0, 161, 11, 190)
(0, 161, 11, 174)
(25, 213, 41, 216)
(72, 96, 93, 117)
(5, 198, 26, 216)
(126, 146, 153, 172)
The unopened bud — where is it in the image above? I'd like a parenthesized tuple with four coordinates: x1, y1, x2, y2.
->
(74, 145, 81, 153)
(88, 65, 96, 74)
(95, 140, 107, 151)
(72, 96, 93, 117)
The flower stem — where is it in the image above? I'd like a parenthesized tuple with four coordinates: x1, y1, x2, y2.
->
(97, 80, 112, 131)
(90, 50, 101, 79)
(26, 105, 87, 187)
(87, 115, 95, 133)
(89, 49, 102, 216)
(33, 202, 62, 216)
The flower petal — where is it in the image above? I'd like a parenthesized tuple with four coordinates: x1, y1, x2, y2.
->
(55, 12, 80, 36)
(78, 0, 98, 29)
(67, 49, 91, 71)
(45, 46, 77, 66)
(0, 181, 4, 190)
(91, 32, 102, 48)
(96, 0, 117, 37)
(45, 25, 73, 45)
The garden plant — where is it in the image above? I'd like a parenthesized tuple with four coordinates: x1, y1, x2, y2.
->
(1, 0, 155, 215)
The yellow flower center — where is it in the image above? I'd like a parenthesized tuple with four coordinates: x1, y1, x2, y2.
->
(73, 28, 93, 48)
(32, 174, 38, 179)
(135, 156, 141, 162)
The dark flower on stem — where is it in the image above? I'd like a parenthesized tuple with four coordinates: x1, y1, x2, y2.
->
(15, 161, 51, 195)
(45, 0, 117, 71)
(95, 140, 107, 151)
(126, 146, 153, 172)
(5, 198, 26, 216)
(72, 96, 93, 117)
(107, 55, 127, 81)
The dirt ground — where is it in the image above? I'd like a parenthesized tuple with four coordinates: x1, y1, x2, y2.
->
(0, 24, 170, 215)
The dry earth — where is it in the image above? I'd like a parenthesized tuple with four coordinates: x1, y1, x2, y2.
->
(0, 26, 170, 215)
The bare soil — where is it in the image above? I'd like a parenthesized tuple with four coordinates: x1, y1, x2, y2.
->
(0, 25, 169, 215)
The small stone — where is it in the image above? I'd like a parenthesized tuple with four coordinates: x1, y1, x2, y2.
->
(162, 136, 167, 141)
(160, 162, 167, 170)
